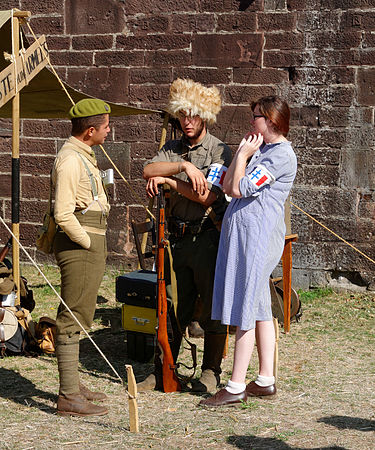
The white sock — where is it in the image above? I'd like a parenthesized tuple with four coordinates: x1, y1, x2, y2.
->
(225, 379, 246, 394)
(255, 374, 275, 387)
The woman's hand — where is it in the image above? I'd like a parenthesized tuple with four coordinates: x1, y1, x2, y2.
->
(237, 133, 264, 159)
(146, 176, 166, 197)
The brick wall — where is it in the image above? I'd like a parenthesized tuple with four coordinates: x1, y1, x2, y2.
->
(1, 0, 375, 289)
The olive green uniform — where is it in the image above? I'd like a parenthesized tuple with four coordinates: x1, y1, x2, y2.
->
(52, 136, 109, 395)
(146, 131, 232, 376)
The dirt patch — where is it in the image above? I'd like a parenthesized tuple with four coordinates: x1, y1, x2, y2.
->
(1, 266, 374, 449)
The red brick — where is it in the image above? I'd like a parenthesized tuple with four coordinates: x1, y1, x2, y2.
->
(292, 67, 355, 85)
(358, 49, 375, 65)
(263, 50, 306, 68)
(358, 68, 375, 106)
(0, 137, 11, 153)
(125, 0, 197, 14)
(117, 35, 191, 51)
(112, 121, 156, 143)
(28, 16, 64, 35)
(22, 175, 50, 201)
(20, 155, 55, 175)
(20, 0, 64, 14)
(22, 120, 71, 139)
(340, 11, 375, 31)
(67, 68, 129, 103)
(286, 0, 321, 9)
(130, 159, 148, 180)
(126, 15, 170, 35)
(130, 68, 172, 85)
(65, 0, 126, 34)
(295, 147, 340, 166)
(131, 142, 160, 160)
(198, 0, 262, 12)
(291, 106, 319, 128)
(193, 34, 263, 67)
(307, 31, 361, 49)
(358, 193, 375, 219)
(19, 138, 56, 156)
(94, 51, 144, 67)
(265, 32, 304, 50)
(224, 85, 275, 105)
(297, 11, 340, 32)
(128, 85, 172, 108)
(302, 166, 339, 187)
(307, 129, 347, 148)
(44, 36, 70, 51)
(233, 68, 288, 84)
(173, 68, 232, 85)
(0, 173, 12, 198)
(210, 106, 253, 146)
(72, 35, 113, 51)
(321, 0, 375, 7)
(49, 51, 93, 67)
(145, 50, 191, 68)
(363, 32, 375, 48)
(258, 12, 297, 32)
(115, 179, 149, 206)
(217, 13, 257, 32)
(327, 86, 356, 106)
(170, 13, 215, 33)
(19, 200, 49, 223)
(96, 142, 131, 179)
(0, 154, 12, 175)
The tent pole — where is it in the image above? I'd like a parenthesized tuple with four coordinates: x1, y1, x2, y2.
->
(12, 13, 21, 305)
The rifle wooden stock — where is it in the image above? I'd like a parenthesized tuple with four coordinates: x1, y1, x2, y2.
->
(156, 188, 181, 393)
(0, 238, 12, 263)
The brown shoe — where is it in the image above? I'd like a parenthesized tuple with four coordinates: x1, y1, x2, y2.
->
(79, 382, 107, 402)
(188, 321, 204, 338)
(57, 393, 108, 417)
(199, 388, 247, 408)
(246, 381, 276, 398)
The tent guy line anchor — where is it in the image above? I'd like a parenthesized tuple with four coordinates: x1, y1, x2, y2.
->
(0, 214, 139, 433)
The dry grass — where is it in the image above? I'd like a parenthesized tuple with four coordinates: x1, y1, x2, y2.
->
(0, 264, 374, 449)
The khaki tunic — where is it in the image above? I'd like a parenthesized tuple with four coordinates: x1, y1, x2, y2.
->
(52, 136, 110, 249)
(147, 131, 232, 222)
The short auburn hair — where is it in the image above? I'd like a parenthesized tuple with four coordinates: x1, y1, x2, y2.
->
(71, 114, 108, 136)
(251, 96, 290, 137)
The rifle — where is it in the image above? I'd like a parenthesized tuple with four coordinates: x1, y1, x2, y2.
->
(156, 186, 181, 393)
(0, 238, 12, 263)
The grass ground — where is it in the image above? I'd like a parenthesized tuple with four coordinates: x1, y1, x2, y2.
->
(0, 264, 374, 449)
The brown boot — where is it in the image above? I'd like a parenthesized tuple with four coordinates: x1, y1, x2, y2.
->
(191, 333, 227, 393)
(188, 321, 204, 338)
(136, 374, 157, 392)
(79, 382, 107, 402)
(57, 393, 108, 417)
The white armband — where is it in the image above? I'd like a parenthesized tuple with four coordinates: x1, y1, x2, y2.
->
(247, 164, 275, 189)
(206, 163, 227, 190)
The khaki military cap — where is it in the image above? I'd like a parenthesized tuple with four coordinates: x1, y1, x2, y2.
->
(68, 98, 111, 119)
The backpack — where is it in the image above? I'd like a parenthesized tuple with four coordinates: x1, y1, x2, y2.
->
(0, 306, 33, 356)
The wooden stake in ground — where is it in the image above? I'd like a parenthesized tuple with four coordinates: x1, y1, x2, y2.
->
(273, 317, 279, 381)
(125, 365, 139, 433)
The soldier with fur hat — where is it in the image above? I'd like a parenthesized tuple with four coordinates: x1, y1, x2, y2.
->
(52, 98, 111, 417)
(141, 79, 232, 393)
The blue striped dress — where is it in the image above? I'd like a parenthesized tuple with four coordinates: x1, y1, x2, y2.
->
(211, 141, 297, 330)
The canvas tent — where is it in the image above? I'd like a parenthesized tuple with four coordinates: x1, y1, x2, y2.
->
(0, 9, 160, 301)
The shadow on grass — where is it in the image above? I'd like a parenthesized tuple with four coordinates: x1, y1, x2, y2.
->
(227, 435, 346, 449)
(78, 307, 155, 385)
(318, 415, 375, 431)
(0, 367, 56, 414)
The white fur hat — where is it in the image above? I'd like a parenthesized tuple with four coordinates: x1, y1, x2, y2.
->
(166, 78, 222, 126)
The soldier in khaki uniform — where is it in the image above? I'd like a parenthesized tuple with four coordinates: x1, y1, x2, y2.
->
(53, 98, 111, 416)
(141, 79, 232, 393)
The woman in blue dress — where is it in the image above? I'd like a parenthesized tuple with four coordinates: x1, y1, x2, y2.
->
(200, 96, 297, 407)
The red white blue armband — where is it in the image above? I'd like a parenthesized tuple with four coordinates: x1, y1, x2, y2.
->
(247, 164, 275, 189)
(207, 163, 227, 189)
